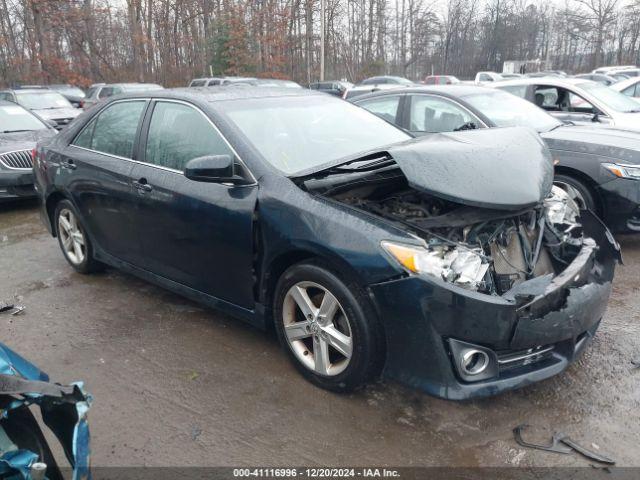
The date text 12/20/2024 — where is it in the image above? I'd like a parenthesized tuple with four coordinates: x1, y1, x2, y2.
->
(233, 469, 401, 478)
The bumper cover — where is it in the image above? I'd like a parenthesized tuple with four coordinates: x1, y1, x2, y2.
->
(0, 171, 36, 200)
(370, 211, 620, 400)
(597, 177, 640, 232)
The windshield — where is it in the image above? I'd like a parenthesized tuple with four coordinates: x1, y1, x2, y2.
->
(0, 104, 47, 132)
(462, 90, 561, 132)
(578, 81, 640, 112)
(223, 95, 410, 175)
(52, 86, 85, 97)
(16, 92, 72, 109)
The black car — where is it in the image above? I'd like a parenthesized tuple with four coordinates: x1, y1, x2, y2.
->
(352, 85, 640, 233)
(0, 88, 81, 129)
(34, 88, 619, 399)
(0, 101, 56, 201)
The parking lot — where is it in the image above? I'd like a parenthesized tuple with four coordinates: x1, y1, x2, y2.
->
(1, 200, 639, 468)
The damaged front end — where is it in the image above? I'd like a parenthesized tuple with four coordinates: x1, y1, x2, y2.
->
(300, 127, 621, 399)
(0, 343, 91, 480)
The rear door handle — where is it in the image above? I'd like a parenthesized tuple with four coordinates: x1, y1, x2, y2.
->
(61, 159, 77, 170)
(133, 179, 153, 192)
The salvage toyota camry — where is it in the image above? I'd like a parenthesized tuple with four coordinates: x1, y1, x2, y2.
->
(33, 88, 620, 399)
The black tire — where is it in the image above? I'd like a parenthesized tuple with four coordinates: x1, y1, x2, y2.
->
(54, 199, 102, 274)
(273, 260, 383, 392)
(554, 174, 598, 212)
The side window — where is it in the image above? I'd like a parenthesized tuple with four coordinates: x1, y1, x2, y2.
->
(144, 102, 233, 172)
(191, 80, 206, 87)
(409, 95, 476, 133)
(534, 87, 560, 109)
(0, 93, 9, 101)
(98, 87, 113, 99)
(479, 74, 492, 82)
(72, 101, 146, 158)
(568, 92, 595, 113)
(622, 85, 635, 96)
(357, 95, 401, 124)
(499, 85, 528, 98)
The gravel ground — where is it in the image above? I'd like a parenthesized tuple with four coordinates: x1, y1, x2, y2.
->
(1, 200, 639, 468)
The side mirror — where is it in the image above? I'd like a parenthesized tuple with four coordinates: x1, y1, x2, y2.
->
(46, 119, 58, 128)
(184, 154, 238, 183)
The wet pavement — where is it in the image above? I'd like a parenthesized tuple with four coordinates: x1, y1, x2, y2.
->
(1, 200, 639, 467)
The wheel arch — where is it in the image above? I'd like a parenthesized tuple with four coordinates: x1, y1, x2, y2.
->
(259, 247, 371, 329)
(554, 166, 604, 214)
(45, 191, 69, 237)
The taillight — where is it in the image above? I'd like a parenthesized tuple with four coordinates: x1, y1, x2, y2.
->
(79, 100, 84, 108)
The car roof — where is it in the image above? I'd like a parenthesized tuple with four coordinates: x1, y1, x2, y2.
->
(493, 77, 594, 88)
(8, 88, 56, 94)
(112, 86, 323, 104)
(351, 84, 500, 102)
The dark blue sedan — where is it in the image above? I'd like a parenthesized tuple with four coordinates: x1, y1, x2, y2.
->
(33, 88, 619, 399)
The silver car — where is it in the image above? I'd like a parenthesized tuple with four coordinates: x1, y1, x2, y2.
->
(492, 77, 640, 131)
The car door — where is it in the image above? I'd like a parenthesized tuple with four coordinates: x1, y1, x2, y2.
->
(129, 99, 257, 308)
(404, 94, 480, 135)
(355, 94, 404, 126)
(63, 99, 148, 263)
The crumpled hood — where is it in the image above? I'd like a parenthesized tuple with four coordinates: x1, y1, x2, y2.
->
(542, 125, 640, 164)
(0, 130, 56, 154)
(387, 126, 554, 210)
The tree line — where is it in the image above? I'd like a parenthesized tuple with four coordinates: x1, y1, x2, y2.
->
(1, 0, 639, 87)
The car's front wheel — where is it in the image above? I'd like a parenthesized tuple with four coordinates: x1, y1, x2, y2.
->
(274, 261, 383, 392)
(54, 199, 102, 274)
(554, 174, 598, 212)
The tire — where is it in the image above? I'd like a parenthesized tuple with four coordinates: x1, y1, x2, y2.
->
(554, 174, 598, 212)
(54, 199, 102, 274)
(273, 260, 383, 392)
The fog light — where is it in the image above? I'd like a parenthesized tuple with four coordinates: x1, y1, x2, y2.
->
(460, 349, 490, 375)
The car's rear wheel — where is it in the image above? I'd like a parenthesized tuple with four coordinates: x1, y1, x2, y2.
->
(554, 174, 597, 212)
(54, 199, 102, 274)
(274, 261, 382, 392)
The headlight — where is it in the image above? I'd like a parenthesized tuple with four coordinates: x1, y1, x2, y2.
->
(602, 162, 640, 180)
(381, 241, 489, 290)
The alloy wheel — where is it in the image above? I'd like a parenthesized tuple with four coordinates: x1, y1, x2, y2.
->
(282, 281, 353, 376)
(554, 181, 588, 210)
(58, 208, 86, 265)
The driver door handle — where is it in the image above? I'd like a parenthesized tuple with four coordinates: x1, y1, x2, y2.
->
(61, 159, 77, 170)
(133, 178, 153, 192)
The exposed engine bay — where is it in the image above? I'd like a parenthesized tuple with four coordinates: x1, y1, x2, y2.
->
(323, 175, 583, 297)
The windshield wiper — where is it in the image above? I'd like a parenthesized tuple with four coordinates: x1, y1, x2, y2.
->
(624, 109, 640, 113)
(1, 129, 34, 133)
(324, 154, 395, 175)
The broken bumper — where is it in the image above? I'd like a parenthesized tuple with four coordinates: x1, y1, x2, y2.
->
(0, 342, 91, 479)
(370, 211, 620, 400)
(0, 171, 36, 201)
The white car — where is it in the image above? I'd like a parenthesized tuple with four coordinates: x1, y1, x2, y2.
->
(475, 71, 503, 85)
(492, 77, 640, 131)
(611, 76, 640, 103)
